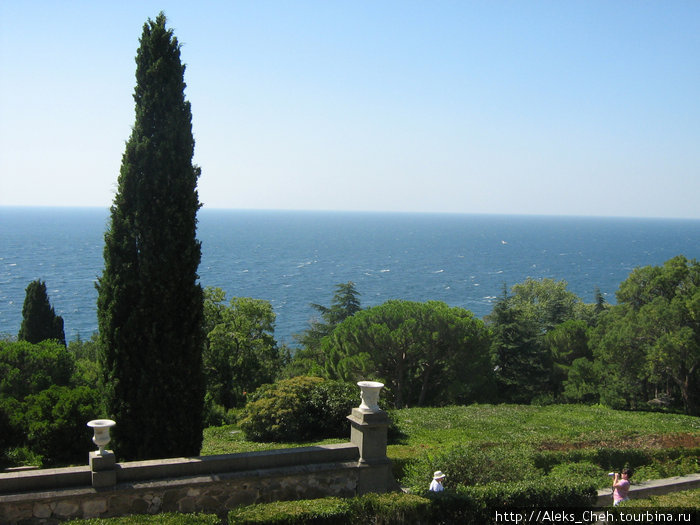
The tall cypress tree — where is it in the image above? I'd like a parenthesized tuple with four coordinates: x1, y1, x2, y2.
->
(97, 12, 205, 460)
(18, 280, 66, 346)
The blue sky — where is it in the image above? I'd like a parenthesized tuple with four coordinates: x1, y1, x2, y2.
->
(1, 1, 699, 218)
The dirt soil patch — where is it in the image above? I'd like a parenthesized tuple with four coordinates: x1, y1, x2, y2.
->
(537, 432, 700, 451)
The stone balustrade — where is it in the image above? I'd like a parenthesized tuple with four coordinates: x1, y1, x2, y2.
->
(0, 382, 397, 524)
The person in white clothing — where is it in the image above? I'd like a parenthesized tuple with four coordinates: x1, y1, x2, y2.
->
(429, 470, 446, 492)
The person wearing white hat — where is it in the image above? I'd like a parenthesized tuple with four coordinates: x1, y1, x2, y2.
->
(429, 470, 446, 492)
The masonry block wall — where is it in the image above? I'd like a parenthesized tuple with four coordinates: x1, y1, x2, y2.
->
(0, 408, 397, 524)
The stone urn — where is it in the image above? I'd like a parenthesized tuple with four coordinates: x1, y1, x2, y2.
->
(87, 419, 116, 456)
(357, 381, 384, 413)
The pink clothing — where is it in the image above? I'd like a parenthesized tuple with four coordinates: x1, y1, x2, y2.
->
(613, 478, 630, 504)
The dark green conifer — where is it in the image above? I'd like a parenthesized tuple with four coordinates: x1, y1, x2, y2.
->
(18, 280, 66, 346)
(97, 12, 205, 460)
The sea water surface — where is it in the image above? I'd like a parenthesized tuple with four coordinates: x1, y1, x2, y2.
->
(1, 207, 699, 345)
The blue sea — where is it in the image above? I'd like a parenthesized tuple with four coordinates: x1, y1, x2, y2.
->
(1, 207, 699, 345)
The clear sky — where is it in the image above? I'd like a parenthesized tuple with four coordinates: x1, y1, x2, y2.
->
(1, 1, 699, 218)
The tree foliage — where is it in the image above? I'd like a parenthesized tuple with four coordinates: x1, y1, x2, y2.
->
(0, 340, 102, 466)
(0, 340, 73, 400)
(588, 255, 700, 414)
(320, 300, 493, 408)
(96, 12, 205, 460)
(489, 291, 550, 403)
(17, 280, 65, 346)
(203, 287, 285, 409)
(487, 279, 592, 403)
(67, 333, 102, 388)
(508, 278, 585, 332)
(288, 282, 361, 377)
(298, 282, 361, 345)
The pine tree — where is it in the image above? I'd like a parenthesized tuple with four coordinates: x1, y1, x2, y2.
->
(96, 12, 205, 460)
(18, 280, 66, 346)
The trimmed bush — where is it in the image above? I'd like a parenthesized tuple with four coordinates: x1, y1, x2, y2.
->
(546, 460, 608, 488)
(350, 492, 431, 524)
(228, 493, 431, 525)
(402, 444, 540, 492)
(228, 497, 352, 524)
(307, 379, 358, 438)
(227, 482, 595, 525)
(239, 377, 356, 442)
(66, 513, 220, 524)
(533, 447, 700, 478)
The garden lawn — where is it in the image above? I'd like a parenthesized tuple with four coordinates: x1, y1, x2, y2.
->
(386, 404, 700, 459)
(201, 404, 699, 482)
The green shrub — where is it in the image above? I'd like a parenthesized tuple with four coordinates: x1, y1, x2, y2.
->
(533, 447, 700, 479)
(227, 493, 431, 525)
(203, 393, 239, 427)
(619, 487, 700, 508)
(402, 444, 541, 492)
(1, 446, 42, 469)
(633, 455, 700, 481)
(307, 379, 357, 438)
(24, 385, 102, 465)
(66, 512, 220, 524)
(546, 461, 609, 489)
(420, 480, 596, 523)
(239, 377, 356, 442)
(228, 483, 595, 525)
(228, 497, 351, 524)
(349, 492, 431, 524)
(462, 477, 596, 508)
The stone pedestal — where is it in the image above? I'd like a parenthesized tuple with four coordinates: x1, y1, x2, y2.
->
(89, 450, 116, 489)
(347, 408, 396, 494)
(348, 408, 388, 463)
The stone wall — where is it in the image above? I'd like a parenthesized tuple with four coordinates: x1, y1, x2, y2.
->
(0, 455, 362, 523)
(0, 408, 397, 524)
(595, 473, 700, 507)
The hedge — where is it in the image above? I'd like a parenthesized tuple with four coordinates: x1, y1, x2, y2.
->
(228, 480, 596, 524)
(66, 513, 220, 524)
(532, 446, 700, 474)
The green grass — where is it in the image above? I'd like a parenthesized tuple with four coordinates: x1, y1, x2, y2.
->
(200, 425, 345, 456)
(201, 404, 700, 458)
(385, 404, 700, 462)
(388, 404, 700, 448)
(200, 404, 699, 489)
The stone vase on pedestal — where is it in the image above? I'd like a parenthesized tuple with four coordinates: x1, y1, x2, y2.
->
(87, 419, 117, 488)
(87, 419, 116, 456)
(347, 381, 397, 494)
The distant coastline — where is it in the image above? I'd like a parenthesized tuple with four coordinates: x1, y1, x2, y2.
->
(3, 204, 700, 222)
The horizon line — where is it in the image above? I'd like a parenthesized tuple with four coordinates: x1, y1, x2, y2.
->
(0, 204, 699, 222)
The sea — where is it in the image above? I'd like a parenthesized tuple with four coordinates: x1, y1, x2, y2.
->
(1, 207, 699, 346)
